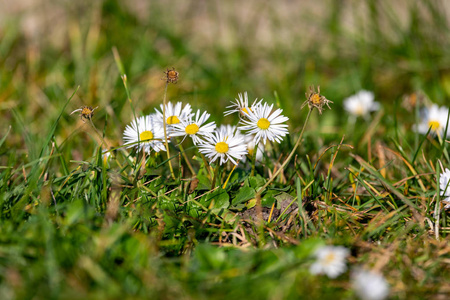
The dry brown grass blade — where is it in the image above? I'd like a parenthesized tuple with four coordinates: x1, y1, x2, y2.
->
(351, 154, 424, 224)
(383, 146, 427, 192)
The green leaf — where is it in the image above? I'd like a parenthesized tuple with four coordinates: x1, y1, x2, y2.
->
(261, 190, 277, 207)
(247, 175, 266, 189)
(232, 186, 255, 205)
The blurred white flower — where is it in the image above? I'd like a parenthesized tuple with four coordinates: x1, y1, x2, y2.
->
(343, 90, 379, 117)
(239, 102, 289, 145)
(102, 149, 111, 162)
(309, 245, 349, 278)
(416, 104, 450, 137)
(224, 92, 263, 117)
(171, 109, 216, 145)
(244, 135, 264, 162)
(440, 168, 450, 209)
(198, 129, 247, 165)
(123, 115, 166, 153)
(352, 269, 389, 300)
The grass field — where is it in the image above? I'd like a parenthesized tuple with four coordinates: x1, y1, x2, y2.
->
(1, 1, 450, 299)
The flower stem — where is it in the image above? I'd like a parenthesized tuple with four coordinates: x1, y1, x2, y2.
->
(250, 143, 258, 177)
(223, 161, 239, 189)
(162, 82, 175, 179)
(256, 109, 312, 198)
(178, 141, 196, 176)
(211, 165, 219, 190)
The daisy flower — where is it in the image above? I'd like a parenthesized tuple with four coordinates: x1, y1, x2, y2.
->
(416, 104, 450, 137)
(171, 109, 216, 144)
(309, 245, 349, 278)
(343, 90, 380, 117)
(123, 115, 166, 153)
(224, 92, 263, 117)
(351, 269, 389, 300)
(440, 168, 450, 209)
(239, 102, 289, 145)
(218, 125, 264, 163)
(154, 101, 192, 133)
(198, 129, 248, 165)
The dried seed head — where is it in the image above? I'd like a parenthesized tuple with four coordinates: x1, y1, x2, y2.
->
(164, 67, 179, 84)
(301, 85, 333, 114)
(71, 106, 98, 122)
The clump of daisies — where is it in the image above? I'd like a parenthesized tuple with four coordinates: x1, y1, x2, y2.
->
(416, 104, 450, 137)
(343, 90, 380, 117)
(309, 245, 350, 278)
(440, 168, 450, 209)
(351, 269, 390, 300)
(122, 92, 289, 169)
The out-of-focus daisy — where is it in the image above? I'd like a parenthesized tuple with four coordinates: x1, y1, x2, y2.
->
(351, 269, 389, 300)
(416, 104, 450, 137)
(343, 90, 380, 117)
(198, 129, 248, 165)
(155, 101, 192, 132)
(102, 149, 111, 163)
(171, 109, 216, 144)
(239, 102, 289, 145)
(244, 135, 264, 162)
(309, 245, 349, 278)
(224, 92, 263, 117)
(123, 115, 166, 153)
(440, 168, 450, 209)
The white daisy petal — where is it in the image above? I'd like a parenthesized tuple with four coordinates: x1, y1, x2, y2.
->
(154, 101, 192, 135)
(171, 109, 216, 145)
(440, 168, 450, 208)
(198, 129, 248, 165)
(224, 92, 263, 117)
(123, 115, 166, 154)
(239, 102, 289, 145)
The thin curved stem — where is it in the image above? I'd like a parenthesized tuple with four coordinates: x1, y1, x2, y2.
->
(256, 109, 312, 197)
(162, 82, 175, 179)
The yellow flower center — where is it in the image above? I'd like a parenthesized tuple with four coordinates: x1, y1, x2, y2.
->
(167, 115, 180, 125)
(241, 107, 251, 114)
(140, 130, 154, 141)
(428, 120, 440, 131)
(311, 94, 321, 105)
(82, 107, 92, 115)
(355, 105, 364, 116)
(324, 253, 336, 265)
(257, 118, 270, 130)
(185, 124, 199, 135)
(215, 142, 229, 154)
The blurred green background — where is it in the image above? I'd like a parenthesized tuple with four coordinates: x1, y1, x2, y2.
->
(1, 2, 450, 299)
(2, 0, 450, 164)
